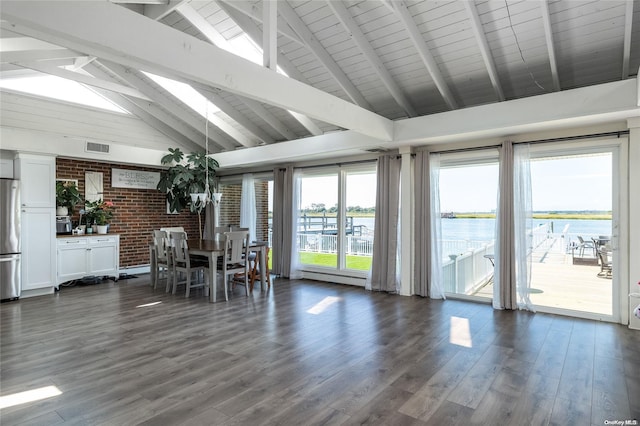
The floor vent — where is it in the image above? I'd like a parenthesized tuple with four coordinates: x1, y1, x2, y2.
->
(86, 141, 110, 154)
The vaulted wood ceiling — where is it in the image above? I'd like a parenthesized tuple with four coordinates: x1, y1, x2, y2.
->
(1, 0, 638, 157)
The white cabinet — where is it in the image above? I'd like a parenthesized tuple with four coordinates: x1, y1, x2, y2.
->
(57, 235, 120, 285)
(15, 154, 56, 208)
(21, 208, 56, 291)
(15, 154, 56, 296)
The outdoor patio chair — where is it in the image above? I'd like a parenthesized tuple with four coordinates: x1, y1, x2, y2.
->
(576, 236, 596, 257)
(597, 247, 612, 278)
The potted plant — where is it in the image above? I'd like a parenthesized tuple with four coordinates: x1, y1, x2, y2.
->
(157, 148, 219, 238)
(55, 181, 82, 216)
(85, 199, 115, 234)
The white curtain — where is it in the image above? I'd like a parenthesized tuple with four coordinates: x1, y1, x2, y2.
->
(429, 153, 446, 299)
(240, 173, 256, 243)
(289, 169, 303, 279)
(514, 143, 534, 310)
(367, 155, 401, 292)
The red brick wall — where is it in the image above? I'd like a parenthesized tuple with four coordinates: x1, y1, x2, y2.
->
(56, 158, 199, 268)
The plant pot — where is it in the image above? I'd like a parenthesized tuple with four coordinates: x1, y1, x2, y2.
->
(56, 206, 68, 216)
(97, 225, 108, 234)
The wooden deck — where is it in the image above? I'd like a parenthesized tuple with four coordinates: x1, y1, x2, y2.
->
(473, 238, 612, 316)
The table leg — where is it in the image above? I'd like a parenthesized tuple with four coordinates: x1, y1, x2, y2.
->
(209, 252, 217, 303)
(149, 246, 156, 288)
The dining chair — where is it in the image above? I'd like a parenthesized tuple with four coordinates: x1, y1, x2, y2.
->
(221, 230, 250, 300)
(151, 230, 171, 291)
(169, 231, 209, 297)
(249, 244, 271, 292)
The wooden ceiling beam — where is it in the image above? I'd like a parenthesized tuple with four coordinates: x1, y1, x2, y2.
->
(0, 1, 392, 141)
(540, 0, 561, 92)
(462, 0, 505, 101)
(389, 1, 458, 110)
(328, 0, 416, 118)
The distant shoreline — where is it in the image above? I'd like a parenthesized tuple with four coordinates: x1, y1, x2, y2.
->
(453, 213, 612, 220)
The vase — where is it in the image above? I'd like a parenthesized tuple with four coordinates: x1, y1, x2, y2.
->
(97, 225, 108, 234)
(56, 206, 68, 216)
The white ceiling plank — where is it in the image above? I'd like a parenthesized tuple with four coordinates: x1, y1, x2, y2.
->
(143, 0, 188, 20)
(71, 56, 97, 71)
(328, 0, 416, 117)
(0, 1, 393, 141)
(621, 0, 634, 79)
(462, 0, 506, 101)
(263, 0, 277, 71)
(241, 97, 298, 141)
(277, 0, 372, 110)
(215, 0, 304, 47)
(0, 49, 82, 63)
(540, 0, 561, 91)
(12, 61, 154, 101)
(101, 61, 238, 151)
(389, 1, 458, 110)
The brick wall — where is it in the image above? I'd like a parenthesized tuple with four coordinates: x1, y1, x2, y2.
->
(56, 158, 199, 268)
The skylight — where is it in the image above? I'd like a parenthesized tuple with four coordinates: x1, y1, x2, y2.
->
(0, 74, 129, 114)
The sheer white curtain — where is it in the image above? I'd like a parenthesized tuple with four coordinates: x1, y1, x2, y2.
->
(494, 141, 534, 311)
(429, 153, 446, 299)
(514, 143, 534, 310)
(240, 173, 256, 243)
(289, 169, 303, 279)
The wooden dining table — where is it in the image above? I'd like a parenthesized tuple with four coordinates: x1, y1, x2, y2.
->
(186, 239, 268, 303)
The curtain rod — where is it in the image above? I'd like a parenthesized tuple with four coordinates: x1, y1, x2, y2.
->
(219, 158, 378, 179)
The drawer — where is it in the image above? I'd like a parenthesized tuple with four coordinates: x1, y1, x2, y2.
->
(57, 238, 88, 247)
(89, 236, 118, 245)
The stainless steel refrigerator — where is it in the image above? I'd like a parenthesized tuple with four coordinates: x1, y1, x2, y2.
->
(1, 178, 21, 301)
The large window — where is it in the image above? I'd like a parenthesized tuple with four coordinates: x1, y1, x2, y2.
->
(295, 165, 376, 274)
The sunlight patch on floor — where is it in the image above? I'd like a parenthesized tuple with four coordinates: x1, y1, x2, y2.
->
(136, 301, 163, 308)
(0, 386, 62, 409)
(449, 316, 473, 348)
(307, 296, 342, 315)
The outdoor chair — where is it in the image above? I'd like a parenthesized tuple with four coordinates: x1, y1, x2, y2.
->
(597, 247, 612, 278)
(576, 236, 596, 257)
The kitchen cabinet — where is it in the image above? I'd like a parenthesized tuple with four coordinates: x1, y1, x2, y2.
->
(15, 154, 56, 208)
(21, 208, 56, 291)
(57, 235, 120, 285)
(15, 153, 56, 295)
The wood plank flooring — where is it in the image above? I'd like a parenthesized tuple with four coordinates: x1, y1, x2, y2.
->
(1, 276, 638, 425)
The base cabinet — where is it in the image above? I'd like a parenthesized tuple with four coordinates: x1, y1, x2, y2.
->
(57, 235, 120, 285)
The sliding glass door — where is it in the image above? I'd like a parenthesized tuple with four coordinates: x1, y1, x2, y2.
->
(526, 142, 623, 319)
(295, 164, 376, 275)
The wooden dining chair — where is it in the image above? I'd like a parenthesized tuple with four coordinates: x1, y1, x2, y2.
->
(249, 244, 271, 292)
(151, 230, 171, 291)
(169, 231, 209, 298)
(221, 230, 250, 300)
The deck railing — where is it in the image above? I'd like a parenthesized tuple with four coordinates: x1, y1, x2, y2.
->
(443, 242, 495, 295)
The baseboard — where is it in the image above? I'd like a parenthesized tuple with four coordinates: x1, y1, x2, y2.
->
(119, 265, 151, 276)
(20, 287, 55, 299)
(302, 271, 366, 287)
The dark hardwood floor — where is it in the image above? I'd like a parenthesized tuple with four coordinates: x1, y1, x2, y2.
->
(1, 276, 638, 425)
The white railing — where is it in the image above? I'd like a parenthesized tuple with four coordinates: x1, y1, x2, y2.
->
(443, 242, 494, 295)
(441, 240, 489, 259)
(297, 233, 374, 256)
(531, 222, 551, 251)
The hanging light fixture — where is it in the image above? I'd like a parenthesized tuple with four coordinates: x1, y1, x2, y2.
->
(190, 101, 211, 208)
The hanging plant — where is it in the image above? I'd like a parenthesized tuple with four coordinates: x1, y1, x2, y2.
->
(156, 147, 219, 214)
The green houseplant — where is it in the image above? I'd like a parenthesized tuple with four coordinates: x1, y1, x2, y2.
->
(157, 147, 218, 212)
(55, 181, 82, 215)
(157, 147, 219, 239)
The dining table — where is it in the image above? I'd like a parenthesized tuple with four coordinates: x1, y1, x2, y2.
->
(186, 239, 268, 303)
